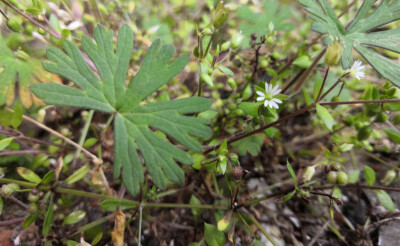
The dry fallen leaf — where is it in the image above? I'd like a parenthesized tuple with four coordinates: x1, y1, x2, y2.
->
(111, 208, 126, 246)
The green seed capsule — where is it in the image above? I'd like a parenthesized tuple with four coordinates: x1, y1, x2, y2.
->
(327, 171, 337, 184)
(28, 193, 39, 202)
(375, 113, 388, 123)
(227, 78, 237, 90)
(357, 125, 372, 141)
(27, 203, 38, 214)
(6, 19, 22, 32)
(336, 171, 348, 185)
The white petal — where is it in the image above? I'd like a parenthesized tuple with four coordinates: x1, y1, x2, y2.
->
(265, 83, 269, 92)
(272, 89, 281, 95)
(264, 100, 269, 107)
(270, 101, 279, 109)
(271, 84, 280, 94)
(272, 98, 282, 104)
(256, 91, 265, 97)
(257, 96, 265, 101)
(269, 83, 273, 93)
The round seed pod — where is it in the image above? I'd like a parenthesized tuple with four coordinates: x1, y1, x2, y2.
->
(327, 171, 337, 184)
(231, 166, 243, 183)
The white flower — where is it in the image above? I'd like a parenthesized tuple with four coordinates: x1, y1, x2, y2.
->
(348, 60, 365, 80)
(256, 82, 282, 109)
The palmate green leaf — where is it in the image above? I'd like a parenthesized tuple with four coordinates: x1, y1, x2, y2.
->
(31, 25, 212, 196)
(238, 0, 296, 48)
(299, 0, 400, 87)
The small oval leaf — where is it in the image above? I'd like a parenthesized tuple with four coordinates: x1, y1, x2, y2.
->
(0, 137, 14, 151)
(375, 190, 395, 212)
(22, 211, 40, 229)
(65, 164, 90, 184)
(316, 104, 334, 131)
(363, 166, 375, 186)
(17, 167, 42, 184)
(63, 210, 86, 225)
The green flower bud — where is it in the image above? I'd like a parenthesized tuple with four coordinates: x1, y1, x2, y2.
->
(28, 192, 39, 203)
(227, 78, 237, 90)
(324, 40, 343, 66)
(393, 113, 400, 125)
(357, 125, 372, 141)
(266, 36, 275, 45)
(336, 171, 348, 185)
(374, 113, 388, 123)
(0, 185, 13, 197)
(193, 45, 200, 58)
(302, 165, 316, 182)
(221, 41, 230, 51)
(6, 19, 22, 32)
(27, 203, 38, 214)
(327, 171, 337, 184)
(231, 31, 244, 49)
(381, 170, 396, 186)
(218, 155, 227, 162)
(259, 59, 269, 68)
(236, 109, 244, 116)
(212, 1, 229, 29)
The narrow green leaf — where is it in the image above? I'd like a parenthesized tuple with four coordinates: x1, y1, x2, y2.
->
(43, 195, 54, 236)
(22, 211, 40, 229)
(0, 137, 14, 151)
(375, 190, 395, 212)
(64, 164, 89, 184)
(41, 170, 55, 185)
(218, 66, 234, 76)
(364, 166, 375, 186)
(99, 199, 137, 211)
(316, 104, 334, 131)
(63, 210, 86, 225)
(384, 129, 400, 144)
(83, 138, 97, 148)
(284, 190, 296, 202)
(204, 222, 226, 246)
(286, 161, 297, 187)
(91, 232, 103, 246)
(17, 167, 42, 184)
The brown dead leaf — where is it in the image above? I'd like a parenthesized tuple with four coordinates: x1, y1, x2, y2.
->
(111, 208, 126, 246)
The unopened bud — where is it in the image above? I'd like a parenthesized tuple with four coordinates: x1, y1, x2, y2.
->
(302, 165, 316, 182)
(37, 108, 46, 123)
(324, 40, 343, 66)
(231, 31, 244, 49)
(381, 170, 396, 186)
(6, 19, 22, 32)
(227, 78, 237, 90)
(15, 50, 30, 61)
(212, 1, 229, 29)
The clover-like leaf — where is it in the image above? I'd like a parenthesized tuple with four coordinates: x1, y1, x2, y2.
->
(299, 0, 400, 87)
(0, 34, 59, 108)
(31, 25, 212, 196)
(238, 0, 295, 48)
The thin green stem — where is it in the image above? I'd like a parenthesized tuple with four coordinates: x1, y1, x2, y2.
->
(73, 110, 94, 165)
(212, 172, 220, 195)
(202, 30, 215, 60)
(138, 205, 143, 246)
(361, 151, 400, 171)
(245, 210, 279, 246)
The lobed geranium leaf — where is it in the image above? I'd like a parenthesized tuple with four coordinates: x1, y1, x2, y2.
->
(299, 0, 400, 87)
(31, 25, 212, 196)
